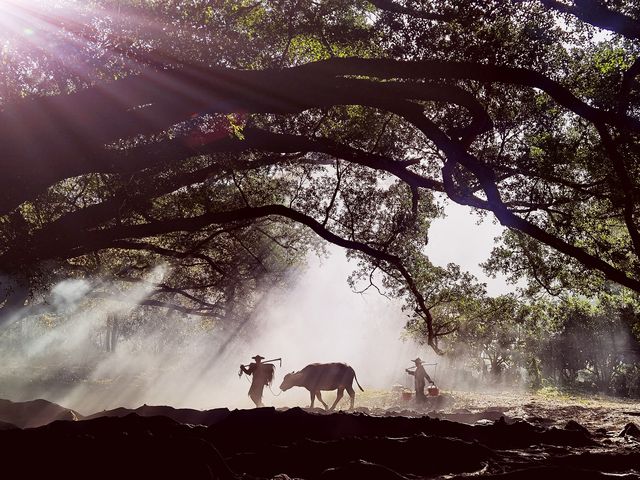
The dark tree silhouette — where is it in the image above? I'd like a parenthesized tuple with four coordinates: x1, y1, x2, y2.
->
(1, 0, 639, 350)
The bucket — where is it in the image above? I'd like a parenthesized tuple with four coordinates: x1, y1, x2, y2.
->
(401, 391, 413, 401)
(427, 386, 439, 396)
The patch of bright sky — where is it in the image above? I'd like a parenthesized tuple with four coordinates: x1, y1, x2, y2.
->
(426, 197, 518, 296)
(317, 195, 518, 298)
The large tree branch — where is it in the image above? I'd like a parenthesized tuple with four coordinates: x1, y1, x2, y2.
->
(385, 100, 640, 293)
(0, 76, 463, 215)
(535, 0, 640, 40)
(30, 88, 640, 297)
(2, 125, 442, 270)
(5, 56, 626, 215)
(297, 58, 640, 132)
(16, 202, 443, 350)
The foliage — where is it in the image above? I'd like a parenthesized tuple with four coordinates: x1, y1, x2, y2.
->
(405, 288, 640, 396)
(1, 0, 640, 355)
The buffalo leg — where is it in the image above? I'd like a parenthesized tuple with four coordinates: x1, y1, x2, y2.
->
(316, 391, 329, 410)
(329, 388, 344, 411)
(309, 390, 315, 408)
(346, 385, 356, 409)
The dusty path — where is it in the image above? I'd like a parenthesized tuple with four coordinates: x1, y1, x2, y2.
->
(2, 394, 640, 479)
(337, 388, 640, 434)
(449, 390, 640, 432)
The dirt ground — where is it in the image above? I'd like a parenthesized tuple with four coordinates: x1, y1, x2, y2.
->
(447, 389, 640, 432)
(2, 390, 640, 479)
(323, 387, 640, 434)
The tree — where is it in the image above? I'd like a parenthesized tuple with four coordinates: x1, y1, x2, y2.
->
(1, 1, 640, 352)
(451, 296, 523, 381)
(540, 290, 640, 392)
(395, 263, 485, 353)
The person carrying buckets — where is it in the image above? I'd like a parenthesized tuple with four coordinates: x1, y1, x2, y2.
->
(405, 357, 437, 403)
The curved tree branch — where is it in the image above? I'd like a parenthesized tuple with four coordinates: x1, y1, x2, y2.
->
(8, 202, 443, 350)
(535, 0, 640, 40)
(383, 99, 640, 293)
(8, 56, 630, 215)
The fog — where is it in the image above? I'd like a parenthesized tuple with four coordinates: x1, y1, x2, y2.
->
(0, 248, 436, 414)
(0, 202, 513, 415)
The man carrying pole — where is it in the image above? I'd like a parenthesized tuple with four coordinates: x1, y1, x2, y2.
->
(405, 357, 435, 404)
(239, 355, 281, 407)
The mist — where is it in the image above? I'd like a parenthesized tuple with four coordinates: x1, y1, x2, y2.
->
(0, 247, 432, 415)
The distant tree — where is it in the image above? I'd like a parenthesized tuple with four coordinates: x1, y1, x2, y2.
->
(390, 263, 484, 353)
(422, 294, 536, 383)
(105, 313, 119, 353)
(540, 290, 640, 392)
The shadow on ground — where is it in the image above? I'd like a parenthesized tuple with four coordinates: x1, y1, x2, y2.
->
(1, 398, 640, 479)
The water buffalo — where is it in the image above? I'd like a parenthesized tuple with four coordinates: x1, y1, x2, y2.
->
(279, 362, 364, 410)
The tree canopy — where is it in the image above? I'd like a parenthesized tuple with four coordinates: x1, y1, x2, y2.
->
(1, 0, 640, 352)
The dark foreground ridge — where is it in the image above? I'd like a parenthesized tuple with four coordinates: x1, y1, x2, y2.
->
(1, 400, 639, 479)
(0, 398, 81, 428)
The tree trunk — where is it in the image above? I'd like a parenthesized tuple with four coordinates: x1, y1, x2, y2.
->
(105, 313, 119, 353)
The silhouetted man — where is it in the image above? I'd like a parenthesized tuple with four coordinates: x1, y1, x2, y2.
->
(406, 357, 434, 403)
(240, 355, 275, 407)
